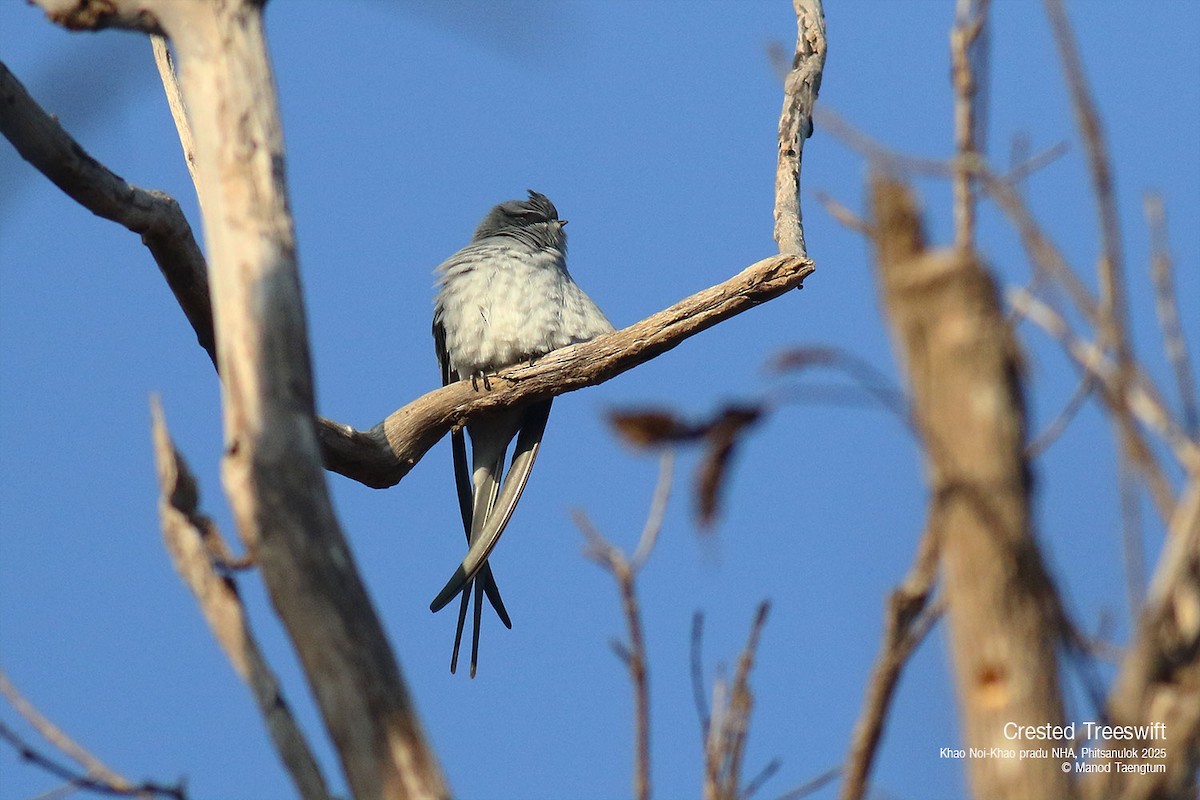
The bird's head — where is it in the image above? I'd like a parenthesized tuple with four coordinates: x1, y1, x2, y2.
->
(472, 190, 567, 251)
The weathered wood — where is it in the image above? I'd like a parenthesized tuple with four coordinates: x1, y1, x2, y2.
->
(870, 174, 1074, 800)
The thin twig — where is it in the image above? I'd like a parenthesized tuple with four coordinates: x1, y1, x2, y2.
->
(1011, 290, 1199, 475)
(767, 346, 913, 434)
(950, 0, 990, 250)
(772, 766, 841, 800)
(728, 603, 770, 793)
(576, 456, 675, 800)
(1045, 0, 1150, 614)
(704, 603, 773, 800)
(814, 190, 870, 236)
(767, 384, 906, 416)
(1144, 193, 1199, 439)
(580, 521, 649, 800)
(691, 611, 711, 739)
(1044, 0, 1126, 328)
(1003, 140, 1069, 185)
(740, 758, 782, 800)
(0, 717, 185, 800)
(819, 104, 1067, 192)
(0, 670, 130, 790)
(1117, 464, 1147, 615)
(814, 104, 1102, 327)
(30, 781, 84, 800)
(813, 105, 951, 176)
(973, 165, 1100, 325)
(632, 451, 675, 570)
(839, 525, 942, 800)
(1026, 373, 1098, 458)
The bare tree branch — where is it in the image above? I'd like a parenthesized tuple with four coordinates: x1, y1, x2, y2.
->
(1010, 290, 1200, 473)
(0, 671, 142, 794)
(1045, 0, 1152, 615)
(576, 452, 675, 800)
(0, 672, 186, 800)
(150, 398, 332, 800)
(1026, 373, 1097, 458)
(774, 0, 826, 257)
(950, 0, 990, 250)
(691, 612, 711, 739)
(1144, 193, 1199, 440)
(324, 253, 812, 489)
(0, 59, 216, 369)
(147, 1, 448, 796)
(869, 173, 1074, 800)
(839, 526, 942, 800)
(704, 602, 772, 800)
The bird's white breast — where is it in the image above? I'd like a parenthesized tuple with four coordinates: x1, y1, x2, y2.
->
(435, 243, 613, 377)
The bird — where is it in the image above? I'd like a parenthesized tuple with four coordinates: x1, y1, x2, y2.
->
(430, 190, 614, 676)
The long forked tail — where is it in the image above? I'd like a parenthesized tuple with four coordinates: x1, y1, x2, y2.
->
(434, 400, 552, 676)
(431, 401, 552, 614)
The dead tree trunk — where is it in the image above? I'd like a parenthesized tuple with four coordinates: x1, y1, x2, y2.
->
(869, 173, 1075, 800)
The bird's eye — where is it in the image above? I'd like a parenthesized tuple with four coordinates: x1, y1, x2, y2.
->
(518, 210, 548, 223)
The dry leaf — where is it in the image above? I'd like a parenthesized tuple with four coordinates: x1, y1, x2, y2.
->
(695, 405, 763, 528)
(608, 408, 703, 448)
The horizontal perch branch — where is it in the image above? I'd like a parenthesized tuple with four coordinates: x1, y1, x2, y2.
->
(322, 253, 814, 488)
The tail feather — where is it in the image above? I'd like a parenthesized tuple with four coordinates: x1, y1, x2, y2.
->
(430, 401, 552, 620)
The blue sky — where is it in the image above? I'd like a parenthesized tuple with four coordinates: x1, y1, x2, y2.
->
(2, 2, 1198, 799)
